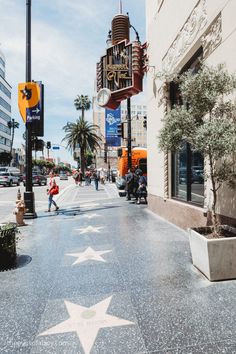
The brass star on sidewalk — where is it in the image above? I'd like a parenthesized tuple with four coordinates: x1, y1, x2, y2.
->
(39, 296, 134, 354)
(66, 247, 112, 265)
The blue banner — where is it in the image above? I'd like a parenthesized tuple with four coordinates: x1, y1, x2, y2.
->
(105, 106, 121, 146)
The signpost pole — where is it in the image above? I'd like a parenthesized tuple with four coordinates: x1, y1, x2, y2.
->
(24, 0, 37, 218)
(127, 97, 132, 170)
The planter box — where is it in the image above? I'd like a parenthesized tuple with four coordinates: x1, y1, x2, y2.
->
(0, 223, 17, 270)
(189, 226, 236, 281)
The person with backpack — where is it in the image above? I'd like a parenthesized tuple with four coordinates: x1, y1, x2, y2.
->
(47, 171, 59, 212)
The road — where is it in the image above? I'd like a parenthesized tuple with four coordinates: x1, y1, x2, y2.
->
(0, 177, 119, 223)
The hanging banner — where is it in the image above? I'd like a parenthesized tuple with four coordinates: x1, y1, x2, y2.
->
(105, 106, 121, 146)
(31, 81, 44, 137)
(18, 81, 44, 136)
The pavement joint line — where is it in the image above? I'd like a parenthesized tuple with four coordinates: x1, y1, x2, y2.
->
(144, 208, 188, 236)
(54, 183, 76, 203)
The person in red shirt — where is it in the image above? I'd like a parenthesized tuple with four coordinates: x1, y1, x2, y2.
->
(47, 171, 59, 212)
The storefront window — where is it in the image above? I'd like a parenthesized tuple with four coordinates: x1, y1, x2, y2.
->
(172, 144, 204, 206)
(171, 48, 204, 206)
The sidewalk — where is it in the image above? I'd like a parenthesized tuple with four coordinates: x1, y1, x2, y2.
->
(1, 195, 236, 354)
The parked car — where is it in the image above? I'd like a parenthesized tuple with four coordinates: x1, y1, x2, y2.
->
(179, 166, 204, 184)
(0, 172, 20, 187)
(59, 172, 68, 180)
(0, 167, 21, 180)
(23, 173, 47, 186)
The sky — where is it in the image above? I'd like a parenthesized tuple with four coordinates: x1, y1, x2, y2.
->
(0, 0, 146, 165)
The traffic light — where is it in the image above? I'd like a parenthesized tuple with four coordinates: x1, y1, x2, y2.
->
(117, 122, 124, 138)
(143, 116, 147, 129)
(46, 141, 51, 149)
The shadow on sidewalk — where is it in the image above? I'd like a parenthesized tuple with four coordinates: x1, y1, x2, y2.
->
(37, 204, 121, 219)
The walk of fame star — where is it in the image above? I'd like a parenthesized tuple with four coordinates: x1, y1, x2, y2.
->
(66, 247, 112, 265)
(75, 226, 104, 234)
(82, 213, 101, 219)
(39, 296, 134, 354)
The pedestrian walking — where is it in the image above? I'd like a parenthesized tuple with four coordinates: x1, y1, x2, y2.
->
(85, 170, 92, 186)
(136, 171, 147, 204)
(125, 168, 134, 201)
(92, 169, 99, 191)
(78, 169, 83, 186)
(47, 171, 59, 212)
(100, 168, 105, 184)
(73, 169, 79, 185)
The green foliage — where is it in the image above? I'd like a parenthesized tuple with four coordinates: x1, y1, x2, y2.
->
(74, 94, 91, 119)
(0, 152, 12, 166)
(85, 152, 94, 167)
(159, 106, 196, 151)
(0, 223, 19, 254)
(158, 64, 236, 234)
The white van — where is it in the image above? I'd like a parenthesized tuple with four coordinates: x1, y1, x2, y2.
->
(0, 167, 21, 187)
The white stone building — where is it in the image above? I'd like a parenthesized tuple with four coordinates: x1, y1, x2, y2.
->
(0, 48, 11, 153)
(121, 101, 147, 148)
(146, 0, 236, 228)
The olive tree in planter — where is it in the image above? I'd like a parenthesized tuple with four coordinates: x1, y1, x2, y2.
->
(158, 64, 236, 281)
(0, 223, 19, 270)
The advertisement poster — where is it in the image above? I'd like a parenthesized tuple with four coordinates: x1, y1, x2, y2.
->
(105, 106, 121, 146)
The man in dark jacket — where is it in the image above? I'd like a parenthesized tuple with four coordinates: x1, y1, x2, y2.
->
(125, 168, 134, 200)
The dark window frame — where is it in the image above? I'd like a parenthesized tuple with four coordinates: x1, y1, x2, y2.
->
(170, 47, 204, 207)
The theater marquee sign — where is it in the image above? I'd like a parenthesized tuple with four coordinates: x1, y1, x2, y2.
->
(97, 40, 146, 109)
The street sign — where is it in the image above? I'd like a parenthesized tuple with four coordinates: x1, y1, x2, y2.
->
(18, 81, 44, 136)
(52, 146, 60, 150)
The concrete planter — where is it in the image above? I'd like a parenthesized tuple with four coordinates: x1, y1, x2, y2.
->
(188, 226, 236, 281)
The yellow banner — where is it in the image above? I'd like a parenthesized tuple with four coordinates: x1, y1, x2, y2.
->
(18, 82, 40, 123)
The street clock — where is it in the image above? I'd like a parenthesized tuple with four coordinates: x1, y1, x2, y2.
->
(96, 88, 111, 107)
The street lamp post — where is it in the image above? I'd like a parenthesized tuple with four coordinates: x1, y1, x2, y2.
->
(127, 98, 132, 170)
(24, 0, 37, 219)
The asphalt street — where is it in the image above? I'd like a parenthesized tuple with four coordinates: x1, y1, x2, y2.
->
(1, 181, 236, 353)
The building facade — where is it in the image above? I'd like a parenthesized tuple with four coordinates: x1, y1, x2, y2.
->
(146, 0, 236, 229)
(93, 98, 147, 168)
(0, 49, 11, 153)
(121, 101, 147, 148)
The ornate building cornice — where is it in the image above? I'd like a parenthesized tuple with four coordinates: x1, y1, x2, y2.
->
(201, 13, 222, 59)
(162, 0, 207, 73)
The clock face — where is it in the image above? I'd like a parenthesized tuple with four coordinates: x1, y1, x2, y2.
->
(97, 88, 111, 107)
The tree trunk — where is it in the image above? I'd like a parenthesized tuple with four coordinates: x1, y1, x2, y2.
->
(80, 146, 85, 175)
(209, 153, 219, 235)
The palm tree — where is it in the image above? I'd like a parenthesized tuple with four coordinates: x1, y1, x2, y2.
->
(7, 119, 19, 155)
(74, 95, 91, 119)
(62, 117, 101, 174)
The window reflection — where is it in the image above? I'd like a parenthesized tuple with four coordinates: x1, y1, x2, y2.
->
(172, 145, 204, 206)
(191, 152, 204, 204)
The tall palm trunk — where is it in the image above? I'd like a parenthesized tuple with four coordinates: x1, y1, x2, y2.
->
(80, 146, 85, 175)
